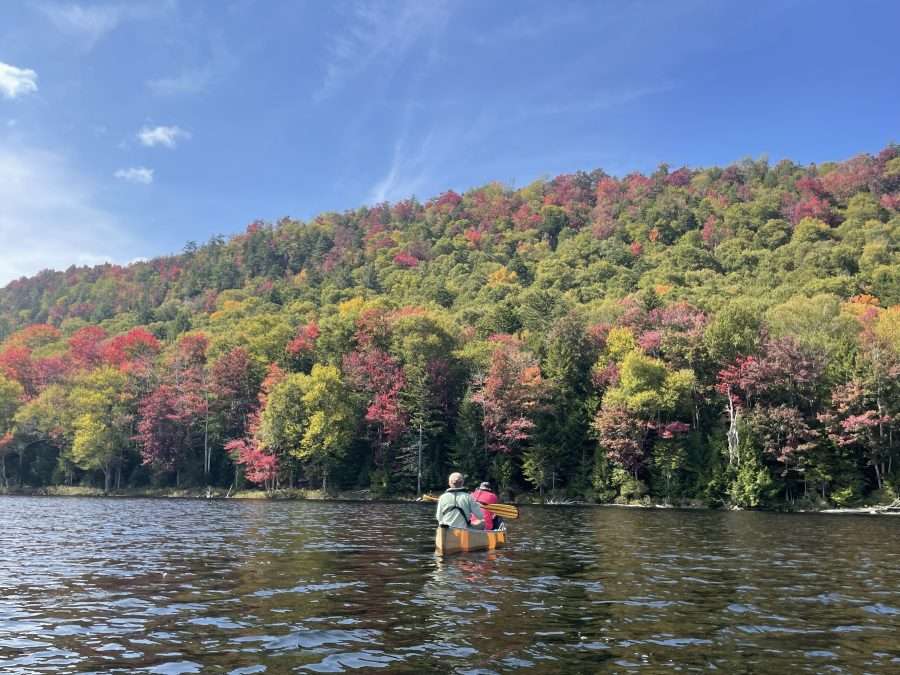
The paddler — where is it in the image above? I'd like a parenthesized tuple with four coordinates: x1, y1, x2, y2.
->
(471, 481, 500, 530)
(435, 472, 484, 529)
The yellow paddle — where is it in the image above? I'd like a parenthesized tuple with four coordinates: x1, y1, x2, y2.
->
(420, 493, 520, 520)
(479, 503, 519, 519)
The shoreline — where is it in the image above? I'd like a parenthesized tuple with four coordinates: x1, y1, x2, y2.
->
(1, 485, 898, 515)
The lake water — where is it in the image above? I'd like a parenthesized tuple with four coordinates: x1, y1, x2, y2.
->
(1, 497, 899, 673)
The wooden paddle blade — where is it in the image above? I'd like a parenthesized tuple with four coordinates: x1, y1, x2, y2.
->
(481, 503, 519, 519)
(420, 494, 439, 503)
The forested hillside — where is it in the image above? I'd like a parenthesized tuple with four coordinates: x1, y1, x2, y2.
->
(1, 145, 899, 507)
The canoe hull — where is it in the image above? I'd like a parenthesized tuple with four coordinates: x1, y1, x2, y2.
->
(435, 525, 507, 555)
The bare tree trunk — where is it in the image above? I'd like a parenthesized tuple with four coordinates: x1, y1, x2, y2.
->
(204, 411, 210, 478)
(725, 391, 740, 467)
(416, 422, 423, 497)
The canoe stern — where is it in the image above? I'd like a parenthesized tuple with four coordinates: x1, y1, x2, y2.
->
(435, 525, 507, 555)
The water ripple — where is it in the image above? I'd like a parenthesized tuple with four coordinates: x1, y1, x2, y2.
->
(1, 497, 899, 673)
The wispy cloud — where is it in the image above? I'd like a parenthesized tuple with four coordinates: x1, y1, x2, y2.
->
(316, 0, 450, 102)
(525, 84, 676, 117)
(369, 131, 436, 203)
(362, 82, 658, 205)
(137, 125, 191, 148)
(0, 63, 38, 99)
(0, 144, 138, 284)
(147, 68, 212, 96)
(146, 30, 237, 96)
(35, 1, 169, 50)
(114, 166, 154, 184)
(474, 6, 588, 44)
(366, 102, 493, 204)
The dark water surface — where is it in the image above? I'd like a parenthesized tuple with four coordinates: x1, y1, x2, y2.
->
(1, 497, 899, 673)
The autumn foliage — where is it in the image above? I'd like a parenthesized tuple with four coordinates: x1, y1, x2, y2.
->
(0, 144, 899, 505)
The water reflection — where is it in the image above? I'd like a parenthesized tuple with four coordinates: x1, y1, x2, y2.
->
(0, 497, 898, 673)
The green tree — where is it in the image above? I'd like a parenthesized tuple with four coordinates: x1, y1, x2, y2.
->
(389, 309, 462, 493)
(703, 299, 763, 365)
(535, 312, 596, 493)
(12, 385, 73, 487)
(0, 374, 24, 488)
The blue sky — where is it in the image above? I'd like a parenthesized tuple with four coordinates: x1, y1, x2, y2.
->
(0, 0, 898, 284)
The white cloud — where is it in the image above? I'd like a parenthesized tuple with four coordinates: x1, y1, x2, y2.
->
(0, 144, 137, 285)
(137, 125, 190, 148)
(316, 0, 450, 102)
(0, 63, 38, 99)
(114, 166, 154, 184)
(36, 1, 170, 50)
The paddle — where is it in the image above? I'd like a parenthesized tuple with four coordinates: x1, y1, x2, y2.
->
(420, 493, 520, 520)
(479, 503, 519, 520)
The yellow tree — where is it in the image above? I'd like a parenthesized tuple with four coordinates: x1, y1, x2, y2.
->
(297, 364, 357, 492)
(68, 367, 133, 492)
(259, 364, 357, 491)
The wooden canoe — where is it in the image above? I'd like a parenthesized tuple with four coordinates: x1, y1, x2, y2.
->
(435, 524, 507, 555)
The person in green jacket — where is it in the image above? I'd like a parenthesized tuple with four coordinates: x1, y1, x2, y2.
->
(435, 472, 484, 529)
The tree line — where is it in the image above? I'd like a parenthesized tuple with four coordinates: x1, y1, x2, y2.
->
(0, 145, 898, 507)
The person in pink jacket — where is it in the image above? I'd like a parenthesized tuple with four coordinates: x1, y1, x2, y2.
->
(471, 481, 500, 530)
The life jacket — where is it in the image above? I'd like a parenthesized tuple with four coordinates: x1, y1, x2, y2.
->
(472, 488, 497, 503)
(471, 489, 498, 528)
(440, 488, 475, 526)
